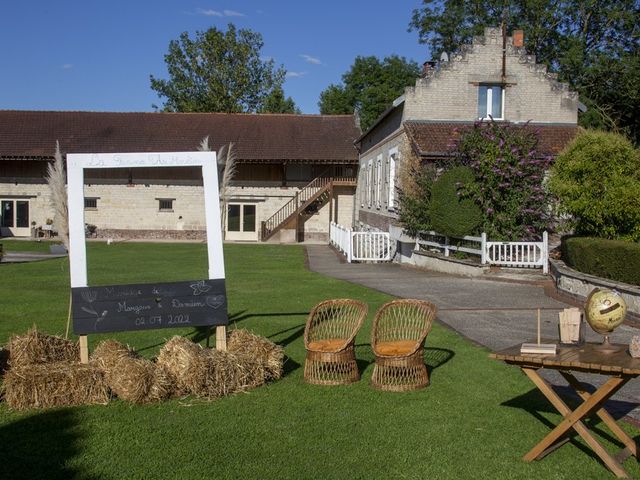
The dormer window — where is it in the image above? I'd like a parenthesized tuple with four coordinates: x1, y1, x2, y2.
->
(478, 85, 504, 120)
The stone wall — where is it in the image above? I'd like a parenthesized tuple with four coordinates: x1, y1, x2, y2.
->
(403, 27, 578, 124)
(1, 180, 355, 242)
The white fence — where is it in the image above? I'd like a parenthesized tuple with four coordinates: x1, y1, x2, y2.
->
(415, 230, 549, 274)
(329, 222, 390, 263)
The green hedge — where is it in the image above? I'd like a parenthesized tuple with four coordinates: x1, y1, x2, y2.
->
(430, 166, 482, 237)
(561, 237, 640, 286)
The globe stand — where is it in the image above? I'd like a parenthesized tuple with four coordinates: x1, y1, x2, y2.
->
(596, 334, 622, 354)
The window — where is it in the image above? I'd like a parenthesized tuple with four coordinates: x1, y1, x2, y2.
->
(388, 149, 398, 210)
(84, 197, 98, 210)
(1, 199, 29, 228)
(478, 85, 504, 120)
(375, 155, 382, 209)
(226, 203, 257, 241)
(158, 198, 174, 212)
(366, 159, 373, 207)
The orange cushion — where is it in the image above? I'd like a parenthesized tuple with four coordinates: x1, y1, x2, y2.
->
(376, 340, 417, 356)
(307, 339, 345, 352)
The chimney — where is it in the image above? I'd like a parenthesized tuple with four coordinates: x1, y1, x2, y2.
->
(512, 30, 524, 47)
(422, 61, 437, 77)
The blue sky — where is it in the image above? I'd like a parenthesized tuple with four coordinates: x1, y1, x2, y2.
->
(0, 1, 430, 114)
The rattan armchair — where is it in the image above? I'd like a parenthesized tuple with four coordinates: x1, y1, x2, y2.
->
(371, 299, 437, 392)
(303, 299, 368, 385)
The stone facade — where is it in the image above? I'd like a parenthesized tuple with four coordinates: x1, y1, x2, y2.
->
(1, 179, 354, 242)
(356, 27, 578, 235)
(403, 27, 578, 124)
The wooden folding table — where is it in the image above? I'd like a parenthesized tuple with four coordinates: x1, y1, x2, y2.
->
(491, 341, 640, 478)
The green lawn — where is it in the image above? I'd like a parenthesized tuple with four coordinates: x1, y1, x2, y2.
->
(0, 240, 638, 480)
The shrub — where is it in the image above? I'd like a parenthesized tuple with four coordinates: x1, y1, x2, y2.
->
(561, 237, 640, 286)
(549, 130, 640, 241)
(430, 166, 482, 237)
(452, 121, 553, 240)
(397, 163, 436, 236)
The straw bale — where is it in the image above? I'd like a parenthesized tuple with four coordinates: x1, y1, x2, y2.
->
(91, 339, 175, 404)
(3, 361, 110, 410)
(156, 336, 274, 400)
(91, 339, 133, 371)
(156, 336, 205, 394)
(227, 329, 284, 381)
(8, 328, 79, 368)
(146, 364, 175, 402)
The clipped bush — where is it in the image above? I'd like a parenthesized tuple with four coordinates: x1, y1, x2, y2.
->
(549, 130, 640, 241)
(561, 237, 640, 286)
(430, 166, 482, 237)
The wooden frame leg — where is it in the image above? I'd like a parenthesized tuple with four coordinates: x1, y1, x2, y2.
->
(521, 367, 630, 478)
(559, 371, 638, 461)
(79, 335, 89, 364)
(216, 326, 227, 351)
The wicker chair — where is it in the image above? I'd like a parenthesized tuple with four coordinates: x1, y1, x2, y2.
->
(303, 299, 368, 385)
(371, 299, 437, 392)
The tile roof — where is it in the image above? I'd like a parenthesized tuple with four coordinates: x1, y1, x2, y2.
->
(404, 121, 579, 157)
(0, 110, 360, 163)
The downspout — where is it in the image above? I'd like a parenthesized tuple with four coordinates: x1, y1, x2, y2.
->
(501, 20, 507, 85)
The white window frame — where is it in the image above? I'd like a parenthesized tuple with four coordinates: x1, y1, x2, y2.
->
(478, 85, 505, 120)
(366, 159, 373, 208)
(375, 155, 382, 209)
(388, 147, 398, 210)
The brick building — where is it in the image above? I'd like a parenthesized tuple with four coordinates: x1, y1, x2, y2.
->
(0, 111, 359, 241)
(355, 27, 579, 233)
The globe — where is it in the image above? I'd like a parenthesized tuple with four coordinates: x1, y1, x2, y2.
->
(585, 288, 627, 335)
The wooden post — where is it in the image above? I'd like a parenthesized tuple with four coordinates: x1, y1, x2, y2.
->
(216, 326, 227, 351)
(79, 335, 89, 364)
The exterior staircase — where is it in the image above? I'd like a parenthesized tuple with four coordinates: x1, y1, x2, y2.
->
(261, 171, 357, 242)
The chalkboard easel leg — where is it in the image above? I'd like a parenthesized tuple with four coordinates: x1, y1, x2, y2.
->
(79, 335, 89, 364)
(216, 326, 227, 351)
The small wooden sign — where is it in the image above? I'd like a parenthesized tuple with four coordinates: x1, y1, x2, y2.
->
(72, 279, 228, 335)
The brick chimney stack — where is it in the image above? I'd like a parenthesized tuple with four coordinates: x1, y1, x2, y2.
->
(422, 61, 437, 77)
(512, 30, 524, 47)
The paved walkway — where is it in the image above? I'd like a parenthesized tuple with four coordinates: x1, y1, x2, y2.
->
(0, 251, 67, 264)
(306, 245, 640, 422)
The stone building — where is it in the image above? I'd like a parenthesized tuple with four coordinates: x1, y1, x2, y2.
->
(0, 111, 359, 241)
(355, 27, 579, 234)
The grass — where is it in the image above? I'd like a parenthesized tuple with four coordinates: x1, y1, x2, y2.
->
(0, 239, 638, 480)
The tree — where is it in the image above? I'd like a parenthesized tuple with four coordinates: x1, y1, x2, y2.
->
(150, 24, 287, 113)
(548, 130, 640, 241)
(259, 87, 300, 114)
(318, 55, 420, 131)
(409, 0, 640, 143)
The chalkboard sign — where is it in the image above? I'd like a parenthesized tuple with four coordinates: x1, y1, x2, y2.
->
(72, 279, 228, 334)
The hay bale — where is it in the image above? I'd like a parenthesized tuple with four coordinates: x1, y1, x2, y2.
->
(156, 336, 204, 394)
(3, 361, 110, 410)
(156, 336, 273, 400)
(227, 329, 284, 381)
(8, 328, 79, 368)
(146, 365, 175, 403)
(92, 339, 175, 404)
(91, 339, 133, 371)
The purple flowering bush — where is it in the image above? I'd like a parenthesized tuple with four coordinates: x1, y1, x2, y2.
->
(451, 121, 553, 240)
